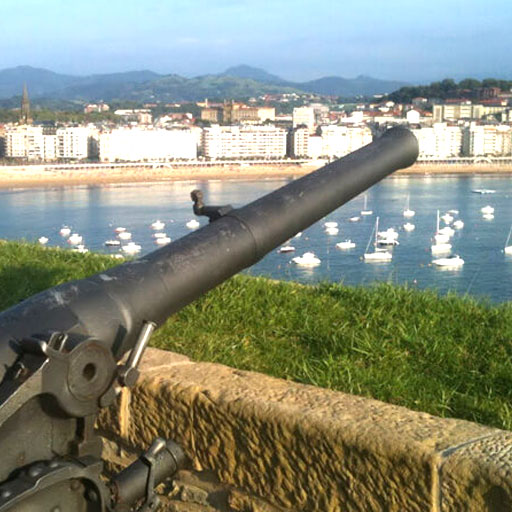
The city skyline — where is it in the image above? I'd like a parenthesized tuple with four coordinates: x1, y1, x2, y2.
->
(2, 0, 511, 83)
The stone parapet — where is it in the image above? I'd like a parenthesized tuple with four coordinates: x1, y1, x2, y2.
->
(98, 348, 512, 511)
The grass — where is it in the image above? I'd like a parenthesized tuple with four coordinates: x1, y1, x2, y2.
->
(1, 241, 512, 430)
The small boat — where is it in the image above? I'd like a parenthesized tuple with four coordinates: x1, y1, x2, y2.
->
(433, 255, 464, 268)
(186, 219, 200, 229)
(403, 195, 415, 218)
(118, 231, 132, 240)
(349, 216, 360, 222)
(104, 239, 121, 247)
(153, 232, 167, 239)
(292, 252, 321, 267)
(336, 240, 356, 250)
(324, 221, 338, 229)
(378, 228, 398, 242)
(431, 242, 452, 254)
(403, 223, 415, 232)
(151, 220, 165, 230)
(453, 220, 464, 229)
(482, 213, 494, 220)
(504, 225, 512, 255)
(472, 189, 496, 194)
(59, 227, 71, 237)
(122, 242, 142, 254)
(278, 245, 295, 253)
(361, 194, 373, 216)
(481, 205, 495, 214)
(377, 238, 399, 246)
(155, 236, 171, 245)
(432, 210, 451, 244)
(294, 232, 302, 238)
(325, 227, 339, 235)
(71, 244, 89, 254)
(438, 226, 455, 237)
(38, 236, 49, 245)
(67, 233, 83, 245)
(448, 209, 459, 215)
(441, 213, 453, 224)
(364, 217, 392, 262)
(114, 227, 127, 233)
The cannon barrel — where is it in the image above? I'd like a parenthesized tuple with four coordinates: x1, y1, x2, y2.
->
(0, 127, 418, 379)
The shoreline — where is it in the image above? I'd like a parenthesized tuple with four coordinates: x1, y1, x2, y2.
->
(0, 163, 510, 189)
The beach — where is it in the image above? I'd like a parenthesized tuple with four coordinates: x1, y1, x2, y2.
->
(0, 162, 511, 189)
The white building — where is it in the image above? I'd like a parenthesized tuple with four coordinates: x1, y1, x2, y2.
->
(5, 126, 91, 161)
(99, 128, 197, 162)
(290, 127, 310, 157)
(462, 123, 512, 156)
(319, 125, 373, 158)
(292, 107, 316, 133)
(57, 127, 89, 160)
(410, 123, 463, 159)
(202, 125, 286, 159)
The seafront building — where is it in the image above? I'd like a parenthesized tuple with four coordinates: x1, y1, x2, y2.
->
(462, 123, 512, 156)
(202, 125, 286, 159)
(99, 128, 197, 162)
(289, 125, 372, 158)
(5, 125, 92, 161)
(410, 124, 464, 159)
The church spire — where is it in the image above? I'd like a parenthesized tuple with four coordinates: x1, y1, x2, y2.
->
(20, 83, 32, 124)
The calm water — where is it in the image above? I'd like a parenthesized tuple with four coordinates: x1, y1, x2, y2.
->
(1, 175, 511, 303)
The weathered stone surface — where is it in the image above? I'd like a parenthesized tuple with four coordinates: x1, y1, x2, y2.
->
(440, 432, 512, 511)
(99, 348, 512, 512)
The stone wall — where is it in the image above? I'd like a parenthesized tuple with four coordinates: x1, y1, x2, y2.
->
(98, 348, 512, 511)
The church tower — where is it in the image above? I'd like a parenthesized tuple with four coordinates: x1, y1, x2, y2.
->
(20, 84, 32, 124)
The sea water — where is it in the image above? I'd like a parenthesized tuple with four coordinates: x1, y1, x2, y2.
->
(0, 175, 511, 302)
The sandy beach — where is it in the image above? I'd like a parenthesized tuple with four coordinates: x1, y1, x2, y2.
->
(0, 162, 511, 189)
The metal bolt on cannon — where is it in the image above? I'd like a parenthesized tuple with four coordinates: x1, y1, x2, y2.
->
(0, 128, 418, 510)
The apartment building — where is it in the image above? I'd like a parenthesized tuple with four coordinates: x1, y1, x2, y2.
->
(57, 127, 89, 160)
(289, 125, 372, 158)
(99, 128, 197, 162)
(410, 123, 463, 159)
(433, 102, 484, 122)
(319, 125, 373, 158)
(462, 123, 512, 156)
(292, 107, 315, 133)
(5, 125, 91, 161)
(202, 125, 286, 159)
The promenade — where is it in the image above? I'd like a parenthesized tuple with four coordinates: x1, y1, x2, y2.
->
(0, 159, 511, 189)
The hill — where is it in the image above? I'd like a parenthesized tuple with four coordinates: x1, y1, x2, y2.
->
(0, 64, 408, 103)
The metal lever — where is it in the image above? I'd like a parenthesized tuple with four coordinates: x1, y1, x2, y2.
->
(118, 321, 156, 387)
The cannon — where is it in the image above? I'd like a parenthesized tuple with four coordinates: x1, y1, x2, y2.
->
(0, 127, 418, 510)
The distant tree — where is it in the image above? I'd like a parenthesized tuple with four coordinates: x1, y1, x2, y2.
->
(459, 78, 481, 90)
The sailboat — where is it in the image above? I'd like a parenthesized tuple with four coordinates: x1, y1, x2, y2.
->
(403, 195, 415, 218)
(505, 225, 512, 255)
(361, 194, 373, 216)
(432, 210, 451, 254)
(364, 217, 392, 261)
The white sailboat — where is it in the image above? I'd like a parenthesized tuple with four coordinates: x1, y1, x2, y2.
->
(364, 217, 392, 261)
(432, 255, 464, 268)
(432, 210, 451, 254)
(505, 225, 512, 255)
(361, 194, 373, 216)
(403, 195, 415, 218)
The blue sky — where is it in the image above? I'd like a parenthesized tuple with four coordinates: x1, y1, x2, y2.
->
(2, 0, 511, 83)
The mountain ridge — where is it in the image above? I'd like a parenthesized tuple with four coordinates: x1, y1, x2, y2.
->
(0, 64, 409, 103)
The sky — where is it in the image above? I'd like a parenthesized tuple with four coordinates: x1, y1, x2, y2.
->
(1, 0, 511, 83)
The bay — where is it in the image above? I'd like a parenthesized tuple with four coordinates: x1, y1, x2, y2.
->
(0, 174, 511, 303)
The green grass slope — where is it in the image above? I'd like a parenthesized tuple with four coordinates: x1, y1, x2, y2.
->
(1, 241, 511, 430)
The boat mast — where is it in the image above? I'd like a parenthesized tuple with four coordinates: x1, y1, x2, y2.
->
(505, 224, 512, 248)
